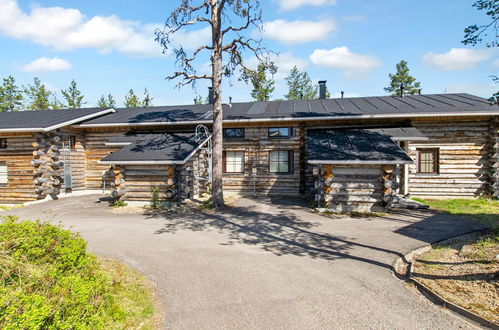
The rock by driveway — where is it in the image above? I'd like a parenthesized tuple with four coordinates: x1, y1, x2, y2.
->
(2, 195, 486, 329)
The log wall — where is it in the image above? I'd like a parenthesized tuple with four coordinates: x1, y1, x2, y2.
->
(223, 126, 301, 196)
(409, 119, 493, 198)
(315, 165, 384, 212)
(115, 164, 176, 202)
(0, 134, 37, 203)
(83, 131, 122, 190)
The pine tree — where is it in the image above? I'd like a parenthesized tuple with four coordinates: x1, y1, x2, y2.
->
(241, 62, 277, 101)
(61, 79, 85, 109)
(0, 76, 23, 112)
(124, 89, 140, 107)
(23, 77, 52, 110)
(155, 0, 272, 208)
(194, 95, 204, 104)
(384, 60, 421, 96)
(97, 94, 116, 108)
(284, 66, 318, 100)
(50, 94, 64, 110)
(140, 89, 154, 107)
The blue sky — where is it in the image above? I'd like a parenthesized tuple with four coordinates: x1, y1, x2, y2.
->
(0, 0, 497, 107)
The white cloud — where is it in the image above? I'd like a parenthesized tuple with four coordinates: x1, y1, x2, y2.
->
(310, 47, 382, 78)
(21, 57, 72, 73)
(0, 0, 209, 57)
(276, 0, 336, 11)
(262, 19, 335, 44)
(423, 48, 495, 71)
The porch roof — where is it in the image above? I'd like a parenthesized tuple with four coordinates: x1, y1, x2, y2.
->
(307, 128, 414, 165)
(99, 132, 209, 165)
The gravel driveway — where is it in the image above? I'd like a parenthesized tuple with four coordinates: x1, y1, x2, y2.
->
(2, 195, 486, 329)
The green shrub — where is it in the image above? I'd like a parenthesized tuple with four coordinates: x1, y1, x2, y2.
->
(150, 187, 160, 209)
(112, 199, 127, 208)
(0, 216, 155, 329)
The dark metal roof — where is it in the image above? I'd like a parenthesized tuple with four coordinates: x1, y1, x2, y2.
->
(100, 132, 204, 164)
(0, 108, 114, 132)
(307, 129, 413, 164)
(79, 93, 498, 127)
(366, 126, 427, 141)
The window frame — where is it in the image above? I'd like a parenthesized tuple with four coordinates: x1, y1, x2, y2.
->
(417, 148, 439, 174)
(223, 150, 245, 174)
(0, 138, 7, 149)
(269, 150, 294, 174)
(268, 127, 293, 139)
(0, 162, 7, 185)
(223, 128, 245, 139)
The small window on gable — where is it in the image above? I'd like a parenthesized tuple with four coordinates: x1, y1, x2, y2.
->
(224, 128, 245, 139)
(0, 139, 7, 149)
(0, 162, 7, 184)
(268, 127, 292, 138)
(417, 148, 439, 174)
(223, 151, 244, 173)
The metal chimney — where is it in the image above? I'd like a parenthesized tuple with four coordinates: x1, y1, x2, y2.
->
(341, 91, 344, 99)
(318, 80, 327, 99)
(400, 83, 405, 97)
(208, 87, 214, 104)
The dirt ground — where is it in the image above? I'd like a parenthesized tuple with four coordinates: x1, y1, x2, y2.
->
(412, 232, 499, 324)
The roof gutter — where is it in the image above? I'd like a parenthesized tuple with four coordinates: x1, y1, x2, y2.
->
(75, 111, 499, 128)
(43, 108, 116, 131)
(0, 108, 116, 133)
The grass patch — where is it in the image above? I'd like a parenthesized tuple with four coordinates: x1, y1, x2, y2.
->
(0, 216, 158, 329)
(0, 205, 23, 211)
(412, 198, 499, 232)
(413, 233, 498, 324)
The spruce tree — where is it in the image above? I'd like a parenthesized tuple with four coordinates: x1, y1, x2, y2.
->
(97, 94, 116, 108)
(24, 77, 52, 110)
(124, 89, 140, 107)
(61, 79, 85, 109)
(0, 76, 23, 112)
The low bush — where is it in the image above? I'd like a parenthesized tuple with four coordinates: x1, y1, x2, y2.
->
(0, 216, 156, 329)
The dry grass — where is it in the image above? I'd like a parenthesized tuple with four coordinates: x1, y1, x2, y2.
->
(413, 234, 499, 324)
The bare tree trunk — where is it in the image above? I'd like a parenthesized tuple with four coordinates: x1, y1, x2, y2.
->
(211, 0, 224, 208)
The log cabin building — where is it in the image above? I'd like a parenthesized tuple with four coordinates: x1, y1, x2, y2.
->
(1, 89, 498, 212)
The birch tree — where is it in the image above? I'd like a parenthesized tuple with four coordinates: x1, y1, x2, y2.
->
(155, 0, 271, 208)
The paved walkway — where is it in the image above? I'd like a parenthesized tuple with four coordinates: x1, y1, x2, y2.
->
(2, 195, 485, 329)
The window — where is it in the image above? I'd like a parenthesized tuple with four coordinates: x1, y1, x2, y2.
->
(0, 139, 7, 149)
(268, 127, 292, 138)
(70, 135, 77, 149)
(223, 151, 244, 173)
(224, 128, 245, 139)
(0, 162, 7, 184)
(417, 148, 439, 174)
(269, 150, 293, 173)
